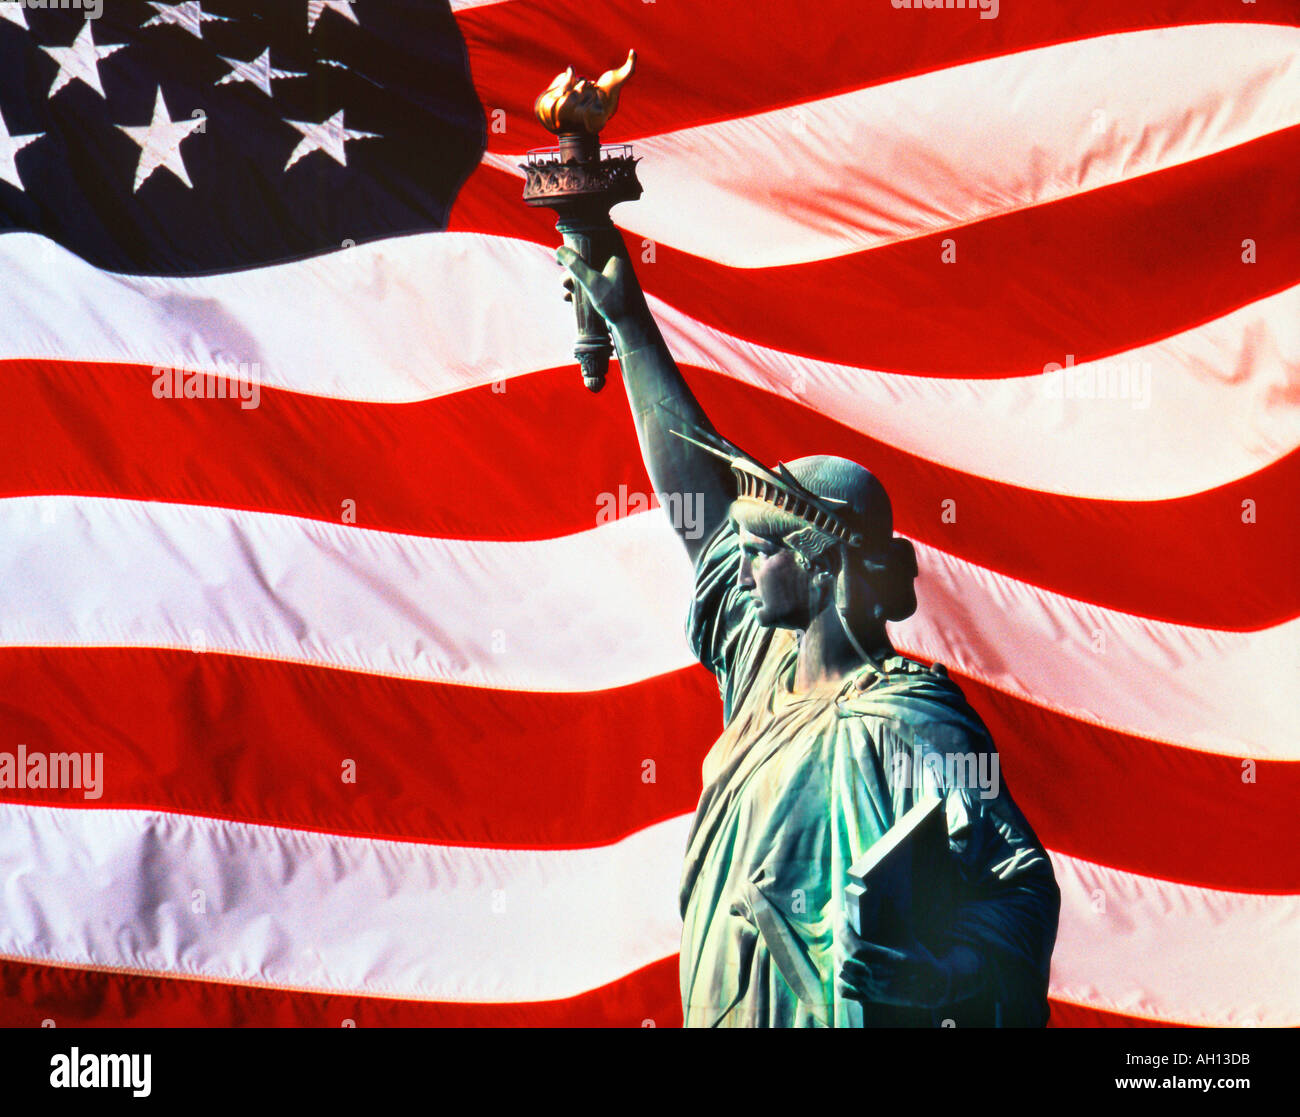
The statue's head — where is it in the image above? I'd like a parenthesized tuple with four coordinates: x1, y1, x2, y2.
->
(729, 455, 917, 635)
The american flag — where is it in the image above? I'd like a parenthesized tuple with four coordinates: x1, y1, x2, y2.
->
(0, 0, 1296, 1027)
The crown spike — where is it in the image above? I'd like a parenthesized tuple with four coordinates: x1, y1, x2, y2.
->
(668, 425, 866, 549)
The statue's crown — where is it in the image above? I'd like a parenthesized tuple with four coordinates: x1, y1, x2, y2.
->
(670, 424, 865, 549)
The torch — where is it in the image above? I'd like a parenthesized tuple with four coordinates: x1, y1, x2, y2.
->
(522, 50, 641, 393)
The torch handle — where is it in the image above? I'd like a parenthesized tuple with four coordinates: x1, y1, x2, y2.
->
(556, 216, 623, 393)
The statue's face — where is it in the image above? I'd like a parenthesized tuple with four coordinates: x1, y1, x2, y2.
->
(737, 527, 813, 629)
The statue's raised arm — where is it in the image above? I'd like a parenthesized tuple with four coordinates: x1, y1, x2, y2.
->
(558, 244, 734, 562)
(538, 52, 1057, 1032)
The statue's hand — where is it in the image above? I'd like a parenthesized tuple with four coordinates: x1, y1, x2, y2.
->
(557, 245, 654, 352)
(839, 937, 966, 1009)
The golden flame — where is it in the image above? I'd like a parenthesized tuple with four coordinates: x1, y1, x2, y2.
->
(534, 49, 636, 135)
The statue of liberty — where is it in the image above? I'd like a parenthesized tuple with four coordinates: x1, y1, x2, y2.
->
(557, 243, 1060, 1027)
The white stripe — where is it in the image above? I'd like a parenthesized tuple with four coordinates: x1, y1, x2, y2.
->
(1048, 851, 1300, 1027)
(0, 495, 693, 695)
(484, 25, 1300, 267)
(0, 804, 688, 1003)
(2, 495, 1295, 759)
(0, 804, 1293, 1024)
(0, 231, 556, 406)
(1, 232, 1295, 501)
(651, 285, 1300, 502)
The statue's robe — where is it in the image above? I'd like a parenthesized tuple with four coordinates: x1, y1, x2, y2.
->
(679, 519, 1060, 1028)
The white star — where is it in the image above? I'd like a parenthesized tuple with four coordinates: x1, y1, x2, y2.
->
(0, 2, 28, 29)
(282, 109, 379, 170)
(0, 108, 42, 192)
(142, 1, 230, 39)
(116, 86, 204, 192)
(40, 22, 127, 99)
(307, 0, 358, 33)
(216, 48, 306, 97)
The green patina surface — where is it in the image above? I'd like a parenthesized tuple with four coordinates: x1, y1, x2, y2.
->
(679, 519, 1059, 1028)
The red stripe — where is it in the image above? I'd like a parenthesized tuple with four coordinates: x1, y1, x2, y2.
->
(456, 0, 1300, 149)
(2, 359, 1294, 630)
(0, 955, 1192, 1028)
(0, 647, 713, 852)
(451, 127, 1300, 376)
(0, 956, 682, 1027)
(0, 648, 1294, 892)
(1047, 1000, 1194, 1028)
(689, 368, 1299, 632)
(959, 676, 1299, 895)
